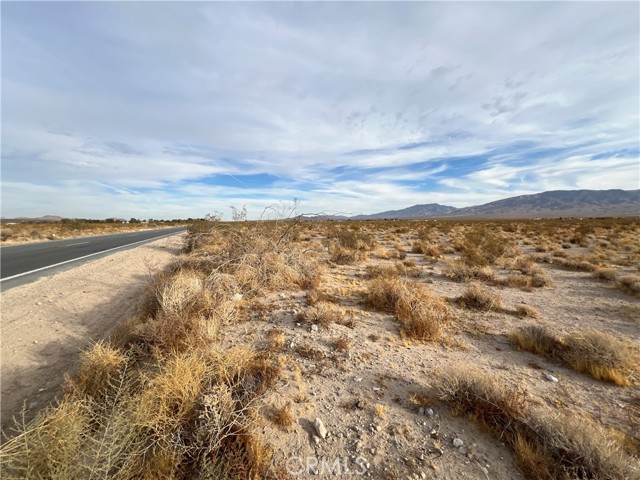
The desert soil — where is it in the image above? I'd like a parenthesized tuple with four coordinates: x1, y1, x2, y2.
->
(219, 234, 640, 479)
(0, 234, 185, 432)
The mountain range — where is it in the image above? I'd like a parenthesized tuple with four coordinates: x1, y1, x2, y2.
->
(2, 190, 638, 223)
(321, 189, 640, 220)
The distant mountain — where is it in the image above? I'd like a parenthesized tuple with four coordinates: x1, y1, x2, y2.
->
(444, 189, 640, 218)
(352, 203, 458, 220)
(0, 215, 64, 223)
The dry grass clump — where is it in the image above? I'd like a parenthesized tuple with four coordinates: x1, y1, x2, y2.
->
(562, 331, 638, 387)
(443, 259, 496, 283)
(63, 342, 128, 401)
(366, 263, 400, 279)
(267, 328, 286, 351)
(373, 403, 387, 419)
(333, 336, 352, 352)
(366, 277, 453, 341)
(455, 283, 502, 311)
(329, 244, 368, 264)
(616, 274, 640, 297)
(509, 325, 563, 357)
(297, 302, 343, 328)
(509, 326, 637, 386)
(327, 227, 374, 264)
(411, 241, 441, 258)
(1, 348, 274, 479)
(269, 402, 295, 431)
(436, 366, 639, 480)
(514, 304, 540, 318)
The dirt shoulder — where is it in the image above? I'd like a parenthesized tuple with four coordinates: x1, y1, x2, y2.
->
(0, 233, 185, 432)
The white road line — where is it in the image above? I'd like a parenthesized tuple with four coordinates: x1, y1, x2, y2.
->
(0, 231, 181, 283)
(60, 241, 90, 247)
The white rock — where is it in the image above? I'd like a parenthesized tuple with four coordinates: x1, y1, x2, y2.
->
(310, 324, 319, 332)
(425, 408, 434, 417)
(314, 418, 328, 439)
(452, 438, 464, 448)
(545, 373, 559, 382)
(232, 293, 243, 302)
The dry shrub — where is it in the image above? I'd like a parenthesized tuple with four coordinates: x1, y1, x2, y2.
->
(592, 268, 618, 282)
(329, 245, 368, 264)
(616, 275, 640, 297)
(530, 272, 552, 288)
(295, 343, 324, 360)
(373, 404, 387, 419)
(509, 325, 564, 358)
(366, 277, 453, 341)
(514, 304, 540, 318)
(366, 264, 400, 279)
(298, 302, 343, 328)
(460, 228, 516, 267)
(63, 342, 127, 400)
(562, 331, 637, 387)
(333, 336, 352, 352)
(412, 241, 440, 257)
(510, 326, 637, 386)
(135, 352, 209, 435)
(0, 401, 90, 479)
(456, 283, 502, 311)
(267, 329, 286, 351)
(443, 260, 496, 283)
(269, 403, 295, 431)
(499, 274, 533, 290)
(436, 366, 638, 480)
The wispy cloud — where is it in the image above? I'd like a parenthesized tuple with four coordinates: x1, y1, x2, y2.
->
(2, 2, 638, 219)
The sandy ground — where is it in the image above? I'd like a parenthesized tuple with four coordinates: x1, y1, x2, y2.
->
(0, 234, 184, 432)
(218, 234, 640, 478)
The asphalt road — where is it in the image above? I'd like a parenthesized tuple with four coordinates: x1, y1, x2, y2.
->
(0, 227, 186, 288)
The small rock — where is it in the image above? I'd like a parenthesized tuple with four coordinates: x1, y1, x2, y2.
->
(545, 373, 559, 382)
(33, 340, 38, 344)
(355, 377, 363, 383)
(36, 302, 42, 306)
(458, 446, 468, 455)
(312, 435, 321, 445)
(425, 408, 434, 417)
(232, 293, 243, 302)
(452, 438, 464, 448)
(313, 418, 328, 439)
(310, 324, 319, 333)
(375, 425, 382, 432)
(279, 293, 287, 299)
(418, 407, 425, 415)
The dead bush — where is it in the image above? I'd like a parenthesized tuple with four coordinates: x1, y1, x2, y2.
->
(297, 302, 343, 328)
(456, 283, 502, 311)
(366, 277, 453, 341)
(443, 260, 496, 283)
(562, 331, 637, 387)
(436, 366, 638, 480)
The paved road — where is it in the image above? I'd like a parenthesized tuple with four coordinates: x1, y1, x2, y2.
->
(0, 227, 186, 287)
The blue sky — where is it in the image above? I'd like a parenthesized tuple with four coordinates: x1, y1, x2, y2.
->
(2, 2, 638, 219)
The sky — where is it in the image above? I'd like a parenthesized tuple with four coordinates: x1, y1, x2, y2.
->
(2, 2, 639, 220)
